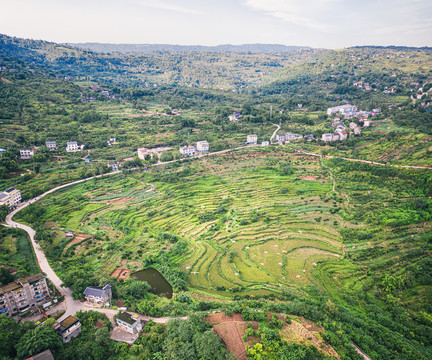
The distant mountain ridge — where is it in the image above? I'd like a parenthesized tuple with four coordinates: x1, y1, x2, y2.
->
(67, 43, 311, 54)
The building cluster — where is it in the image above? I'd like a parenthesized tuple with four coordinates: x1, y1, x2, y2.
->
(179, 141, 209, 157)
(0, 273, 50, 316)
(0, 187, 21, 207)
(276, 132, 313, 143)
(327, 104, 358, 116)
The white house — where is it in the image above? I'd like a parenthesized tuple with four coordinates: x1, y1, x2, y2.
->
(45, 141, 58, 151)
(261, 141, 269, 147)
(362, 119, 370, 127)
(0, 187, 22, 207)
(349, 122, 357, 130)
(115, 312, 143, 334)
(179, 145, 196, 156)
(247, 134, 258, 144)
(83, 284, 112, 306)
(20, 148, 35, 159)
(196, 141, 209, 152)
(66, 142, 84, 152)
(107, 137, 117, 146)
(354, 127, 361, 135)
(321, 133, 333, 142)
(339, 131, 348, 140)
(327, 104, 357, 116)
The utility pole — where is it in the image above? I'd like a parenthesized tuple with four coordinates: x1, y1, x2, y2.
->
(270, 105, 273, 122)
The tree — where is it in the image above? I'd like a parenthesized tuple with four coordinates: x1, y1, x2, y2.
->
(15, 326, 63, 358)
(0, 315, 21, 357)
(0, 205, 8, 221)
(0, 266, 14, 285)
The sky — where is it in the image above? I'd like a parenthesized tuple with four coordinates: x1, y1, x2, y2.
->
(1, 0, 431, 48)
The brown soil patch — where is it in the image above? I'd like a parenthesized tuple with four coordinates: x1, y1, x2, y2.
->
(206, 313, 259, 360)
(71, 233, 92, 244)
(107, 197, 134, 205)
(300, 176, 319, 181)
(111, 267, 131, 281)
(281, 317, 340, 359)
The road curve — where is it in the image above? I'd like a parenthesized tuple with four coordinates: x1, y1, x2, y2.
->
(2, 144, 264, 322)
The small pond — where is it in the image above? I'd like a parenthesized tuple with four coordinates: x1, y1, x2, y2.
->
(131, 268, 173, 298)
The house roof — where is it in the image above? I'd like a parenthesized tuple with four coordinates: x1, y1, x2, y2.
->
(46, 141, 56, 145)
(5, 187, 16, 193)
(26, 349, 55, 360)
(58, 315, 80, 331)
(116, 312, 139, 325)
(0, 273, 44, 295)
(0, 193, 7, 200)
(83, 284, 111, 297)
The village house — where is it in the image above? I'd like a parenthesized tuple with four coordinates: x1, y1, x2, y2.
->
(246, 134, 258, 144)
(0, 187, 22, 207)
(0, 148, 6, 157)
(115, 312, 143, 334)
(25, 349, 55, 360)
(83, 284, 112, 306)
(108, 162, 120, 171)
(228, 112, 242, 121)
(304, 134, 314, 141)
(349, 122, 357, 130)
(45, 141, 58, 151)
(321, 133, 333, 142)
(54, 315, 82, 343)
(66, 142, 84, 152)
(354, 127, 361, 135)
(339, 131, 348, 140)
(196, 141, 209, 152)
(332, 133, 340, 141)
(20, 147, 35, 159)
(261, 141, 269, 147)
(179, 145, 196, 157)
(327, 104, 357, 116)
(0, 273, 50, 316)
(362, 119, 371, 127)
(278, 132, 303, 143)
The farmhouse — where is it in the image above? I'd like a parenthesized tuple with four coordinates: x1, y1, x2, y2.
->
(0, 187, 22, 207)
(261, 141, 269, 147)
(354, 127, 361, 135)
(83, 284, 112, 306)
(327, 104, 357, 116)
(278, 133, 303, 143)
(20, 147, 35, 159)
(107, 137, 117, 146)
(45, 141, 58, 151)
(0, 148, 6, 157)
(108, 162, 120, 171)
(321, 133, 333, 142)
(54, 315, 82, 343)
(115, 312, 143, 334)
(339, 131, 348, 140)
(349, 122, 357, 130)
(196, 141, 209, 152)
(0, 273, 50, 316)
(25, 349, 55, 360)
(179, 145, 196, 156)
(246, 134, 258, 144)
(66, 142, 84, 152)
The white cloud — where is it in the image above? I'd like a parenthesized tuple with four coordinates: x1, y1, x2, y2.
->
(243, 0, 336, 30)
(130, 0, 200, 14)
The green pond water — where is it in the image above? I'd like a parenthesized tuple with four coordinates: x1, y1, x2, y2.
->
(132, 268, 173, 298)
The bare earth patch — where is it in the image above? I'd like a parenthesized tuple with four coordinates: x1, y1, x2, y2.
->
(300, 176, 319, 181)
(111, 267, 131, 281)
(280, 316, 340, 359)
(107, 197, 134, 205)
(205, 313, 259, 360)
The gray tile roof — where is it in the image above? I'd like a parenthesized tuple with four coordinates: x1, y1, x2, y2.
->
(83, 284, 111, 297)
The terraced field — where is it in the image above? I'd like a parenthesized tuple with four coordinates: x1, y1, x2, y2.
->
(26, 147, 348, 297)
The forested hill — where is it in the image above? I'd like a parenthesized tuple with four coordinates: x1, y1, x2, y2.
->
(67, 43, 311, 54)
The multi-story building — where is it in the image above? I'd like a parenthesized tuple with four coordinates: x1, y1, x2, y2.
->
(115, 312, 143, 334)
(83, 284, 112, 306)
(66, 142, 84, 152)
(54, 315, 82, 343)
(179, 145, 196, 157)
(0, 187, 22, 207)
(277, 133, 303, 143)
(327, 104, 357, 116)
(0, 273, 50, 316)
(321, 133, 333, 142)
(196, 141, 209, 152)
(45, 141, 58, 151)
(246, 134, 258, 144)
(20, 148, 35, 159)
